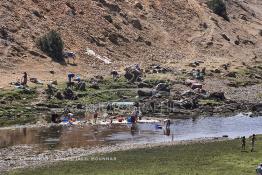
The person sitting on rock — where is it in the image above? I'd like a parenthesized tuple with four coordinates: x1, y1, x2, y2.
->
(74, 75, 86, 91)
(222, 63, 230, 70)
(256, 163, 262, 175)
(193, 69, 204, 80)
(75, 75, 81, 83)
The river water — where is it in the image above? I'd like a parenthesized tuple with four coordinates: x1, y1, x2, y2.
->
(0, 114, 262, 151)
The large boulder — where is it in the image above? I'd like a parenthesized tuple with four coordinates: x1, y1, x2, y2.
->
(63, 88, 75, 100)
(90, 83, 99, 89)
(191, 83, 202, 90)
(147, 64, 172, 74)
(252, 103, 262, 112)
(108, 33, 129, 45)
(185, 79, 197, 86)
(55, 92, 64, 100)
(131, 19, 142, 30)
(104, 15, 113, 23)
(166, 100, 182, 109)
(211, 69, 221, 73)
(138, 90, 153, 97)
(51, 113, 60, 123)
(76, 103, 84, 109)
(96, 0, 121, 12)
(124, 71, 133, 80)
(138, 82, 152, 88)
(46, 84, 58, 98)
(209, 92, 226, 100)
(179, 99, 197, 109)
(154, 83, 170, 92)
(124, 66, 142, 83)
(226, 72, 237, 78)
(135, 2, 143, 10)
(181, 90, 196, 97)
(77, 82, 86, 91)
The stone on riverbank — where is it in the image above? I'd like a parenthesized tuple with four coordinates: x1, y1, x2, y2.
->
(138, 89, 153, 97)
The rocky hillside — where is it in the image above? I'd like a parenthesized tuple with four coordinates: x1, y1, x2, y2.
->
(0, 0, 262, 87)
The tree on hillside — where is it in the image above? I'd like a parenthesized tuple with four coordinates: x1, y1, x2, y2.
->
(38, 30, 64, 62)
(207, 0, 229, 21)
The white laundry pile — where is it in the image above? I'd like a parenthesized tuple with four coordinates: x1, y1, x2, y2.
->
(86, 48, 112, 64)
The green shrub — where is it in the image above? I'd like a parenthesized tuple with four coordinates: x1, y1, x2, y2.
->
(38, 30, 64, 62)
(207, 0, 229, 21)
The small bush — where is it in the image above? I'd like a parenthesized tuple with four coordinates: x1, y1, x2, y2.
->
(38, 30, 64, 62)
(207, 0, 229, 21)
(0, 27, 8, 39)
(259, 30, 262, 36)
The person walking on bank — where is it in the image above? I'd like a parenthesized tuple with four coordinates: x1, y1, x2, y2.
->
(241, 136, 246, 151)
(93, 110, 98, 124)
(251, 134, 256, 152)
(21, 72, 28, 86)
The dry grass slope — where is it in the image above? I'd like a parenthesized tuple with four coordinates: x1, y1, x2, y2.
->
(0, 0, 261, 87)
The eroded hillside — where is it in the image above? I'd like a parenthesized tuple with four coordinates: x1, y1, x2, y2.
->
(0, 0, 262, 87)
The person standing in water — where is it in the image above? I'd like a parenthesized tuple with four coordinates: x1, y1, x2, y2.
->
(241, 136, 246, 151)
(131, 107, 139, 123)
(251, 134, 256, 152)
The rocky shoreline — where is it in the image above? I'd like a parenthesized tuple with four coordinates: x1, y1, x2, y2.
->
(1, 63, 262, 127)
(0, 137, 228, 173)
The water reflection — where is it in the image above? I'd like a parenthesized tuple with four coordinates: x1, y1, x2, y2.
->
(164, 128, 171, 136)
(38, 126, 63, 149)
(0, 125, 129, 150)
(130, 124, 138, 136)
(0, 115, 262, 151)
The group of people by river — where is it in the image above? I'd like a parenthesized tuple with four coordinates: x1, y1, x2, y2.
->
(241, 134, 257, 152)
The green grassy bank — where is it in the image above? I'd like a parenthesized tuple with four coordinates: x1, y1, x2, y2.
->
(8, 136, 262, 175)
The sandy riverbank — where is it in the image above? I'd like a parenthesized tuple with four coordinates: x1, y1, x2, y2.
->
(0, 137, 228, 173)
